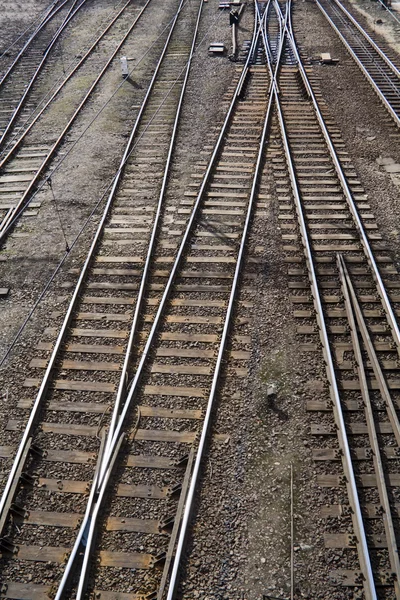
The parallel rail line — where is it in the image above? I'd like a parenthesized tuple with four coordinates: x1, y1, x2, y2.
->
(0, 0, 275, 598)
(0, 0, 88, 148)
(316, 0, 400, 127)
(0, 0, 69, 85)
(0, 0, 159, 241)
(272, 1, 400, 597)
(4, 0, 400, 598)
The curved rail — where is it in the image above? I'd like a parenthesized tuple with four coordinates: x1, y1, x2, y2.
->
(166, 6, 290, 596)
(280, 0, 400, 357)
(315, 0, 400, 127)
(53, 4, 274, 598)
(54, 2, 200, 595)
(338, 254, 400, 594)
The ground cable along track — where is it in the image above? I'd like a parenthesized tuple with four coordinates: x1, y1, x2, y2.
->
(0, 0, 204, 594)
(0, 1, 278, 598)
(270, 1, 400, 597)
(315, 0, 400, 128)
(0, 0, 159, 240)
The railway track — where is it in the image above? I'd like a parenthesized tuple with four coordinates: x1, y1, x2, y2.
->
(315, 0, 400, 128)
(0, 0, 87, 148)
(0, 1, 69, 80)
(0, 0, 276, 597)
(2, 0, 400, 597)
(0, 0, 166, 243)
(268, 1, 400, 597)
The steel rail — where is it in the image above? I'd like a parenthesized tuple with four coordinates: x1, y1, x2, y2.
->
(0, 0, 134, 163)
(97, 2, 267, 491)
(53, 0, 198, 592)
(0, 0, 226, 369)
(338, 254, 400, 596)
(0, 0, 89, 149)
(274, 75, 378, 600)
(261, 1, 285, 92)
(69, 0, 207, 583)
(60, 6, 267, 597)
(0, 1, 59, 65)
(315, 0, 400, 127)
(0, 0, 178, 540)
(54, 435, 125, 600)
(166, 6, 283, 597)
(263, 1, 275, 66)
(340, 257, 400, 447)
(320, 0, 400, 100)
(0, 0, 69, 88)
(376, 0, 400, 27)
(272, 3, 377, 597)
(0, 0, 154, 244)
(279, 1, 400, 357)
(329, 0, 400, 78)
(105, 0, 205, 457)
